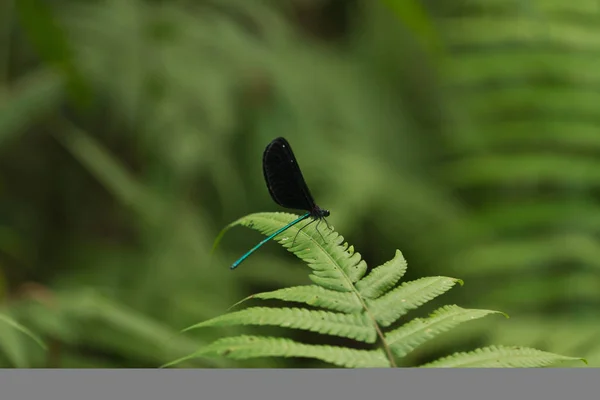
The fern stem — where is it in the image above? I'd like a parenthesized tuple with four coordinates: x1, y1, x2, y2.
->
(355, 295, 397, 367)
(314, 241, 397, 366)
(295, 219, 398, 367)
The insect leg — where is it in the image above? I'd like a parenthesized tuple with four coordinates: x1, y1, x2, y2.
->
(292, 218, 317, 247)
(314, 218, 326, 242)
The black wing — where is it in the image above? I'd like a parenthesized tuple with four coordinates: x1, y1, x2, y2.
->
(262, 137, 316, 211)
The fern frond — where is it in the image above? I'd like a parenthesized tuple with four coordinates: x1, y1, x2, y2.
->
(369, 277, 463, 327)
(421, 345, 586, 368)
(216, 212, 368, 291)
(185, 307, 377, 343)
(174, 212, 580, 368)
(182, 335, 390, 368)
(430, 0, 600, 365)
(386, 305, 504, 358)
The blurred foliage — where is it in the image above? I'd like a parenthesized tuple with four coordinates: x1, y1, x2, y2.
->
(0, 0, 598, 367)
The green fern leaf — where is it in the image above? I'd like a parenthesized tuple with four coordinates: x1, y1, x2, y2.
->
(246, 285, 363, 314)
(432, 0, 600, 365)
(182, 335, 390, 368)
(421, 345, 586, 368)
(175, 212, 580, 368)
(356, 249, 408, 299)
(386, 305, 504, 358)
(184, 307, 378, 343)
(369, 277, 463, 327)
(216, 212, 368, 290)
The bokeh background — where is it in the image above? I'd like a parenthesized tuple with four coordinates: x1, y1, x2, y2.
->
(1, 0, 599, 368)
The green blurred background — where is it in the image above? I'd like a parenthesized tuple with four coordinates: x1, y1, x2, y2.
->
(1, 0, 599, 368)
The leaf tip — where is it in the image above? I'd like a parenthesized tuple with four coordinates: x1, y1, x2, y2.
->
(180, 322, 204, 334)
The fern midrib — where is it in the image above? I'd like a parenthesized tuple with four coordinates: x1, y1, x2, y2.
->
(294, 223, 397, 367)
